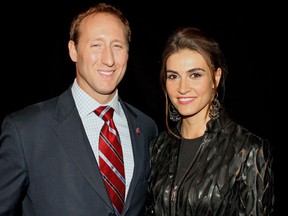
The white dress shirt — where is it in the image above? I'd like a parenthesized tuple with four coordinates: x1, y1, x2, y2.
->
(71, 79, 134, 199)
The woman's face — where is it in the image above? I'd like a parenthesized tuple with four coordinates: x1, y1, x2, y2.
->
(166, 49, 220, 121)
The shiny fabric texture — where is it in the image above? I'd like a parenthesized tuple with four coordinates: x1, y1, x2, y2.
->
(145, 110, 274, 216)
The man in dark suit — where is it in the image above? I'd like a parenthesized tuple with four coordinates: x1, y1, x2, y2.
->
(0, 3, 158, 215)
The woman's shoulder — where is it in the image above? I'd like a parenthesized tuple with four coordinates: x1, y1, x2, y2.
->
(217, 109, 269, 147)
(222, 119, 272, 162)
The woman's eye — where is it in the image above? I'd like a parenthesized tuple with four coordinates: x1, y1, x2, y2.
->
(191, 73, 201, 78)
(167, 74, 178, 79)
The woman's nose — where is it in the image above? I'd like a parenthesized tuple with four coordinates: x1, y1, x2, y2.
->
(178, 79, 190, 94)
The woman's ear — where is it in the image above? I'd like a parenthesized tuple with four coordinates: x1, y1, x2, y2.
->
(68, 40, 77, 63)
(215, 68, 222, 88)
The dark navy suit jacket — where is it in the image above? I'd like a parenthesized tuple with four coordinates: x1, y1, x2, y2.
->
(0, 87, 158, 215)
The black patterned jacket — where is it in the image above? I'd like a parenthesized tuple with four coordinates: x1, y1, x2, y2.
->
(145, 110, 274, 216)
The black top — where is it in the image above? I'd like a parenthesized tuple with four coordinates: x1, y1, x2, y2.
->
(177, 137, 202, 183)
(146, 109, 274, 216)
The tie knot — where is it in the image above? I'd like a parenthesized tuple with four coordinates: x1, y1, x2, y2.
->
(94, 106, 114, 122)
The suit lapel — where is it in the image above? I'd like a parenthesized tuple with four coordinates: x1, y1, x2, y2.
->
(53, 89, 111, 208)
(120, 101, 147, 209)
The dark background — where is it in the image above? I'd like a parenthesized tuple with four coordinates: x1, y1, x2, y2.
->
(1, 0, 284, 214)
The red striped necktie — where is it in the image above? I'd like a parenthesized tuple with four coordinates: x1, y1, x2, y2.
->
(94, 106, 125, 215)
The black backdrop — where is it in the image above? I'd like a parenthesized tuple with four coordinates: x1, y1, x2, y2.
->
(1, 0, 285, 214)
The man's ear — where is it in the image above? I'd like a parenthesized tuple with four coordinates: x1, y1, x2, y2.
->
(68, 40, 77, 63)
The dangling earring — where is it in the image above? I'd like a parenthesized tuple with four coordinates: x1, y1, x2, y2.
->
(169, 103, 181, 121)
(209, 92, 220, 120)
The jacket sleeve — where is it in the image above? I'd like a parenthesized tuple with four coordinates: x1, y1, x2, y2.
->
(0, 115, 28, 215)
(240, 138, 274, 215)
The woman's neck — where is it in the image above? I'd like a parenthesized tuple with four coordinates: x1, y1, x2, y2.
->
(181, 115, 210, 139)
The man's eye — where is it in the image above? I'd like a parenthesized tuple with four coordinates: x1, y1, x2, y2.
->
(113, 44, 123, 49)
(92, 44, 101, 47)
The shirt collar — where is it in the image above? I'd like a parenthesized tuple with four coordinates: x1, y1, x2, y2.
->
(71, 79, 120, 118)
